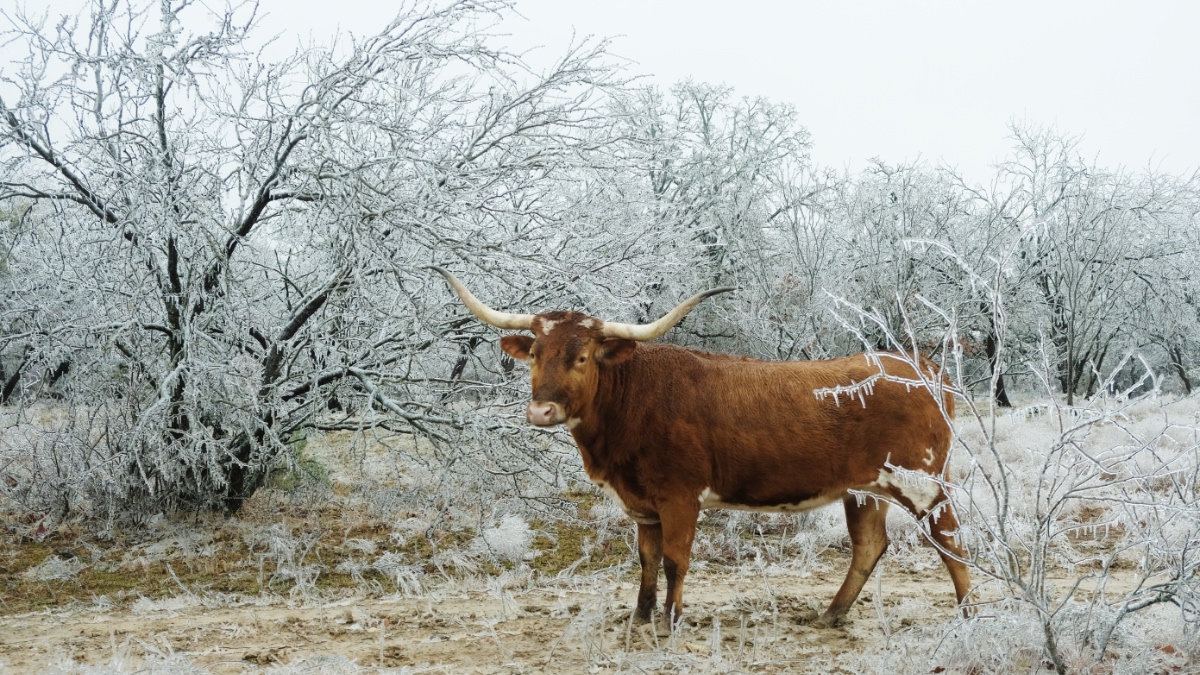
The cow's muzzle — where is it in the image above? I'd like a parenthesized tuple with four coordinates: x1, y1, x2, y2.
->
(526, 401, 566, 427)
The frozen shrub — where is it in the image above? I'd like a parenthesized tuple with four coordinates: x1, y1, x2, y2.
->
(23, 555, 85, 581)
(475, 514, 533, 564)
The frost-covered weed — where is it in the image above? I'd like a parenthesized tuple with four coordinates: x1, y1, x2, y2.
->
(335, 552, 424, 596)
(948, 392, 1200, 664)
(246, 524, 325, 600)
(839, 601, 1191, 675)
(388, 517, 432, 547)
(43, 657, 208, 675)
(38, 653, 430, 675)
(474, 514, 533, 564)
(23, 554, 86, 581)
(261, 655, 420, 674)
(130, 595, 202, 616)
(827, 290, 1200, 672)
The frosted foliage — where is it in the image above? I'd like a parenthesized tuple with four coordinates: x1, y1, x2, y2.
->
(475, 514, 533, 563)
(0, 0, 626, 517)
(130, 596, 202, 616)
(22, 554, 85, 581)
(390, 517, 432, 546)
(335, 552, 424, 596)
(261, 657, 370, 675)
(828, 279, 1200, 672)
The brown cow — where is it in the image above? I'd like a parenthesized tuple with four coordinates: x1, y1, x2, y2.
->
(432, 267, 971, 627)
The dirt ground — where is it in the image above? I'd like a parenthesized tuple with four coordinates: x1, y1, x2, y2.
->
(0, 554, 964, 674)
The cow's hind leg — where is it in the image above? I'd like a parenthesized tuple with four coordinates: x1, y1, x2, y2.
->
(819, 494, 890, 626)
(635, 522, 663, 623)
(921, 494, 972, 617)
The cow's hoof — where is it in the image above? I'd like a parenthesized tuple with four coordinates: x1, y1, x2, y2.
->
(637, 615, 673, 639)
(814, 612, 845, 628)
(797, 609, 843, 628)
(655, 613, 681, 635)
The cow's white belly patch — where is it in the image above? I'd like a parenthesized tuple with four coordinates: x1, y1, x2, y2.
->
(596, 480, 659, 524)
(698, 487, 838, 513)
(870, 468, 941, 512)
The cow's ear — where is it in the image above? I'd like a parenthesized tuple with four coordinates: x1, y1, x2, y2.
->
(597, 338, 636, 365)
(501, 335, 534, 362)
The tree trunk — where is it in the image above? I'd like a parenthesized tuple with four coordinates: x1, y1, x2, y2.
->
(0, 358, 23, 404)
(224, 428, 269, 514)
(983, 314, 1012, 407)
(1169, 344, 1193, 394)
(46, 360, 71, 388)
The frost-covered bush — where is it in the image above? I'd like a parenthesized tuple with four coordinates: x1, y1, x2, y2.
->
(474, 514, 534, 564)
(22, 554, 86, 582)
(827, 268, 1200, 673)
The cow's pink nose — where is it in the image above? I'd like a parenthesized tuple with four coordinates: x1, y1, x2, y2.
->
(526, 401, 564, 426)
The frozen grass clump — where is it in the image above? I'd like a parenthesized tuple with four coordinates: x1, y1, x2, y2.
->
(388, 517, 432, 547)
(842, 600, 1193, 675)
(243, 523, 325, 599)
(335, 551, 424, 596)
(23, 554, 86, 581)
(474, 514, 533, 564)
(130, 595, 201, 615)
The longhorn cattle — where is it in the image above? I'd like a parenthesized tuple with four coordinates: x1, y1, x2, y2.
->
(432, 268, 971, 627)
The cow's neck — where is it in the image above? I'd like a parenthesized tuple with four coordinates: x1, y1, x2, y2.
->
(566, 356, 638, 475)
(566, 409, 613, 476)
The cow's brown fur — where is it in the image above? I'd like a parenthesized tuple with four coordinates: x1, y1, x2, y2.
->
(497, 310, 970, 627)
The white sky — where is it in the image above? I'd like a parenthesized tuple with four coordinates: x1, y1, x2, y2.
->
(11, 0, 1199, 183)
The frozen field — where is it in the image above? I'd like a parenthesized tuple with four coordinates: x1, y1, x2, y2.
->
(2, 395, 1197, 674)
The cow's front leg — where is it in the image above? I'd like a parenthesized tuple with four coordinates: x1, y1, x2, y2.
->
(660, 499, 701, 628)
(635, 522, 663, 622)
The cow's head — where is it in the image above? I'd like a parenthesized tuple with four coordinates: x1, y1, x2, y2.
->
(431, 267, 733, 427)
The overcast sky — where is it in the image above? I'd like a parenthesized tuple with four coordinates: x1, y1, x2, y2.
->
(13, 0, 1200, 183)
(280, 0, 1199, 183)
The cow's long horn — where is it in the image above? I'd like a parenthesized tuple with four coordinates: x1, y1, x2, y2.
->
(429, 266, 535, 330)
(601, 287, 736, 341)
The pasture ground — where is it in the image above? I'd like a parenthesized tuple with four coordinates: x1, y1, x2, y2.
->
(1, 404, 1194, 674)
(0, 538, 962, 674)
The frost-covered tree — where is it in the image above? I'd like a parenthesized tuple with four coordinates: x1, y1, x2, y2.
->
(0, 0, 618, 515)
(825, 162, 973, 355)
(589, 81, 822, 358)
(996, 126, 1194, 403)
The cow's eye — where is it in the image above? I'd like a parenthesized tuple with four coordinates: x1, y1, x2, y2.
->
(577, 355, 587, 365)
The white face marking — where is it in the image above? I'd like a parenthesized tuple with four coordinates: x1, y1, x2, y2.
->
(581, 318, 600, 330)
(924, 448, 936, 467)
(538, 318, 558, 335)
(698, 487, 837, 513)
(565, 417, 581, 429)
(871, 468, 941, 512)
